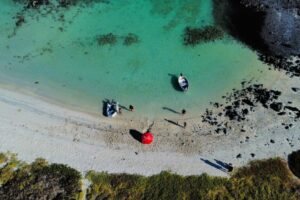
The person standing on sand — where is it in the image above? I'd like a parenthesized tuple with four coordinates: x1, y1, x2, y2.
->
(228, 163, 233, 172)
(183, 122, 187, 128)
(129, 105, 134, 111)
(181, 109, 186, 115)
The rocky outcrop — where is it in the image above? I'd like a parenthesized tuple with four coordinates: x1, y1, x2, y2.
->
(214, 0, 300, 56)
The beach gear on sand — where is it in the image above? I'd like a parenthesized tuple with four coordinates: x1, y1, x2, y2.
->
(141, 132, 154, 144)
(106, 100, 119, 117)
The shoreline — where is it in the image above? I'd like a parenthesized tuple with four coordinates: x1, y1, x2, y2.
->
(0, 71, 300, 177)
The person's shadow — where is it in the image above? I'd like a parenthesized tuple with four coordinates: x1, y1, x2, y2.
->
(168, 73, 181, 91)
(164, 119, 183, 128)
(200, 158, 227, 172)
(215, 159, 233, 172)
(129, 129, 142, 143)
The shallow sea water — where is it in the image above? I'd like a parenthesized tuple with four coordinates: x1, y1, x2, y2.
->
(0, 0, 279, 118)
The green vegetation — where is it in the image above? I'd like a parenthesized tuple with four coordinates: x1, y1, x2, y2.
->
(288, 150, 300, 178)
(0, 153, 82, 200)
(86, 171, 147, 200)
(0, 153, 299, 200)
(229, 158, 300, 200)
(184, 25, 224, 46)
(86, 158, 300, 200)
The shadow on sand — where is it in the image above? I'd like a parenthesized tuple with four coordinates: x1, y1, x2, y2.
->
(162, 107, 181, 114)
(168, 73, 181, 91)
(200, 158, 234, 173)
(129, 129, 142, 143)
(201, 158, 227, 172)
(164, 119, 183, 128)
(214, 159, 233, 171)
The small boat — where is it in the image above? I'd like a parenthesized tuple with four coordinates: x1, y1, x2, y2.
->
(106, 100, 119, 117)
(178, 75, 189, 91)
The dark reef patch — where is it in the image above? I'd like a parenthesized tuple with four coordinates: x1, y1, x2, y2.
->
(15, 14, 25, 27)
(10, 0, 110, 37)
(97, 33, 117, 46)
(123, 33, 139, 46)
(97, 33, 140, 46)
(183, 26, 224, 46)
(13, 0, 110, 9)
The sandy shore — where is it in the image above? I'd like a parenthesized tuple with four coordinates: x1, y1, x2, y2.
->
(0, 72, 300, 177)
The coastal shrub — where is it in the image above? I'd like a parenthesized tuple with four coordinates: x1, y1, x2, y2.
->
(183, 25, 224, 46)
(86, 171, 147, 200)
(0, 153, 299, 200)
(288, 150, 300, 178)
(123, 33, 139, 46)
(86, 171, 231, 200)
(0, 153, 21, 186)
(227, 176, 300, 200)
(0, 153, 7, 164)
(0, 155, 82, 200)
(228, 158, 299, 200)
(143, 171, 185, 200)
(233, 158, 292, 182)
(86, 158, 300, 200)
(97, 33, 117, 46)
(144, 172, 229, 200)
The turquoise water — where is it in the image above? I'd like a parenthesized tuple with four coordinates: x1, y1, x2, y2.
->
(0, 0, 278, 118)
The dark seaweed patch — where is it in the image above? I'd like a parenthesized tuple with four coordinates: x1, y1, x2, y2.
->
(97, 33, 117, 46)
(123, 33, 139, 46)
(183, 26, 224, 46)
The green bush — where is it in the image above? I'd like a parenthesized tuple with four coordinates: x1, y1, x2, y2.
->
(233, 158, 292, 182)
(0, 153, 299, 200)
(228, 158, 299, 200)
(86, 171, 147, 200)
(86, 158, 300, 200)
(0, 153, 7, 164)
(0, 155, 82, 200)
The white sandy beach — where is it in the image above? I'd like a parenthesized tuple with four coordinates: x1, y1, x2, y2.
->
(0, 72, 300, 177)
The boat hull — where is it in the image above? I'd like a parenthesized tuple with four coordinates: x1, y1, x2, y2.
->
(178, 76, 189, 91)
